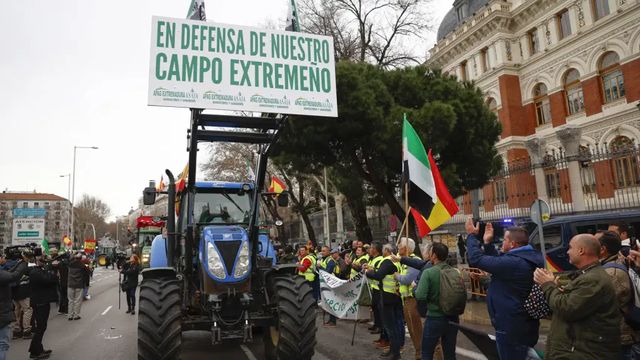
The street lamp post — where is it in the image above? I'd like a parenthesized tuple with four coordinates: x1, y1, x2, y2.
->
(59, 174, 71, 236)
(71, 146, 98, 246)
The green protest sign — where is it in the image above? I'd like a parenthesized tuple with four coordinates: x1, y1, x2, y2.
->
(148, 16, 338, 117)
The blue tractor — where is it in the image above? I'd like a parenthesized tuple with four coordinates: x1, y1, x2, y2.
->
(138, 112, 317, 360)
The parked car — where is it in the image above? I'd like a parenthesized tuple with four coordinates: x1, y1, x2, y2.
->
(529, 210, 640, 271)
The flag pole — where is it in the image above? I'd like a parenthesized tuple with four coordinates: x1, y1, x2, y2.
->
(396, 182, 411, 246)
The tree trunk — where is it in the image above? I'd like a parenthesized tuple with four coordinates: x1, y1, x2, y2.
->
(347, 195, 373, 244)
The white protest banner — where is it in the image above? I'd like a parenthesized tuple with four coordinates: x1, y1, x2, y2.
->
(318, 270, 367, 320)
(148, 16, 338, 117)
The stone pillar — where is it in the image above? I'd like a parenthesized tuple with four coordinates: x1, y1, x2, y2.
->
(525, 137, 549, 204)
(557, 126, 586, 211)
(537, 25, 547, 52)
(520, 36, 531, 60)
(547, 17, 559, 44)
(495, 40, 506, 66)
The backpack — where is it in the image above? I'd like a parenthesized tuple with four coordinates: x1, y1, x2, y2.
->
(439, 265, 467, 316)
(524, 283, 551, 320)
(604, 262, 640, 330)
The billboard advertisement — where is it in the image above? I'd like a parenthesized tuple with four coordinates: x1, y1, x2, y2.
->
(12, 218, 45, 245)
(148, 16, 338, 117)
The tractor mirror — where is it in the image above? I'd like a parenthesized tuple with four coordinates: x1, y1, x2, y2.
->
(143, 187, 157, 205)
(277, 192, 289, 207)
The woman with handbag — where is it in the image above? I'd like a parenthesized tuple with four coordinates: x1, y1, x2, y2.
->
(120, 255, 141, 315)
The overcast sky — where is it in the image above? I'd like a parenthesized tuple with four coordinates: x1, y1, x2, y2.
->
(0, 0, 451, 221)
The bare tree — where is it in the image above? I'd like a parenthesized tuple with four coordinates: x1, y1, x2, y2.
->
(74, 194, 111, 239)
(298, 0, 432, 67)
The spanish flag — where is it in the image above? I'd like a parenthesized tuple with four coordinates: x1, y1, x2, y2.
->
(157, 175, 166, 192)
(402, 116, 459, 237)
(268, 177, 286, 193)
(176, 163, 189, 192)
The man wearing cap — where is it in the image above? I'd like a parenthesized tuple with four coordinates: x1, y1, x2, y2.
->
(317, 246, 340, 327)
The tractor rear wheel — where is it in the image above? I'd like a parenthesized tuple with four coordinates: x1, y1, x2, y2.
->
(264, 275, 317, 360)
(138, 277, 182, 360)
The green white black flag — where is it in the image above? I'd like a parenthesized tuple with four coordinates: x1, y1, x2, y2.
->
(285, 0, 300, 32)
(187, 0, 206, 21)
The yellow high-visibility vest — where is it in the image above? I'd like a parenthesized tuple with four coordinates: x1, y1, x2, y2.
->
(399, 254, 420, 298)
(350, 254, 370, 278)
(298, 254, 316, 282)
(381, 256, 402, 295)
(369, 256, 384, 291)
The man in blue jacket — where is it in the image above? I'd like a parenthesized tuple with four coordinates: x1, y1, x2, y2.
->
(465, 217, 544, 360)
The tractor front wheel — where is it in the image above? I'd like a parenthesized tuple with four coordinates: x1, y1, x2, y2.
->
(138, 277, 182, 360)
(264, 275, 317, 360)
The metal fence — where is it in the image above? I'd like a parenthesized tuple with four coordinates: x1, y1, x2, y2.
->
(284, 144, 640, 239)
(448, 143, 640, 226)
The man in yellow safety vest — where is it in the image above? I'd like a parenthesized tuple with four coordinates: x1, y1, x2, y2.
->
(394, 238, 423, 360)
(365, 243, 403, 359)
(297, 246, 316, 296)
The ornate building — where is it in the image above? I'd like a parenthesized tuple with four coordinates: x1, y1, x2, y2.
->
(427, 0, 640, 224)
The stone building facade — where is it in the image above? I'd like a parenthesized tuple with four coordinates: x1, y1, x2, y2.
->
(427, 0, 640, 223)
(0, 192, 71, 248)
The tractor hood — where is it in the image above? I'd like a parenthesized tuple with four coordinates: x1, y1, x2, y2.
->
(199, 225, 251, 283)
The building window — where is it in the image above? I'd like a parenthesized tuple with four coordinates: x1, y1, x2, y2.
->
(480, 48, 489, 73)
(545, 170, 561, 198)
(494, 179, 508, 204)
(34, 202, 39, 208)
(579, 146, 596, 194)
(456, 6, 465, 21)
(528, 28, 539, 55)
(592, 0, 610, 20)
(557, 9, 572, 40)
(533, 83, 551, 126)
(22, 202, 28, 208)
(599, 52, 625, 103)
(610, 136, 640, 188)
(564, 69, 584, 115)
(460, 61, 468, 81)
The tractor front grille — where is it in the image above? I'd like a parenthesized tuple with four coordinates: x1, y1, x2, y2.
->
(215, 240, 242, 275)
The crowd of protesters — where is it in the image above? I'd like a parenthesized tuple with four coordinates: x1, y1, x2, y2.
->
(286, 216, 640, 360)
(0, 248, 103, 360)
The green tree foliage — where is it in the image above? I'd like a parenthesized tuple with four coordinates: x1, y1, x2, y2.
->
(274, 62, 501, 240)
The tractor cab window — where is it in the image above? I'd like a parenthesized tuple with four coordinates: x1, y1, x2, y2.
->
(194, 191, 251, 225)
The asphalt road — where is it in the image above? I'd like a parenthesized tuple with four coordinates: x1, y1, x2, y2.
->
(8, 267, 495, 360)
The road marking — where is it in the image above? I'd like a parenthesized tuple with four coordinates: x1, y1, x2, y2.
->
(239, 345, 258, 360)
(101, 306, 113, 316)
(456, 347, 488, 360)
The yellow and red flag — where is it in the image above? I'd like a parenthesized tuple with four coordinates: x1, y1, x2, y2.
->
(403, 117, 459, 237)
(157, 175, 166, 192)
(176, 163, 189, 192)
(268, 176, 286, 193)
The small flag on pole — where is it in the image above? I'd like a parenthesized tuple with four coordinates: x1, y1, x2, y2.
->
(268, 177, 286, 194)
(41, 238, 50, 256)
(402, 115, 459, 237)
(285, 0, 301, 32)
(187, 0, 206, 21)
(157, 175, 166, 192)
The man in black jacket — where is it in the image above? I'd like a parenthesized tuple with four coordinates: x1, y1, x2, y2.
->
(67, 253, 87, 320)
(0, 254, 28, 360)
(365, 243, 403, 360)
(28, 256, 58, 359)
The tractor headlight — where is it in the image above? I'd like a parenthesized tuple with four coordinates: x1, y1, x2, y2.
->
(207, 242, 225, 279)
(233, 241, 250, 278)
